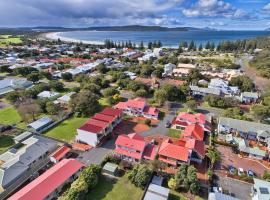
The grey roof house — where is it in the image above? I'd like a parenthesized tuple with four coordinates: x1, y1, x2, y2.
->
(252, 178, 270, 200)
(27, 117, 53, 132)
(0, 78, 33, 96)
(0, 135, 57, 191)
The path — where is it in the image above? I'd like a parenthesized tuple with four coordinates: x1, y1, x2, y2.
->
(237, 56, 270, 92)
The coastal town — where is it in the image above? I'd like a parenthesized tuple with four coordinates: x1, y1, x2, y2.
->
(0, 30, 270, 200)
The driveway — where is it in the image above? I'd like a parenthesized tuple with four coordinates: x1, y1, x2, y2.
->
(141, 113, 175, 137)
(197, 106, 223, 118)
(217, 176, 252, 200)
(78, 139, 115, 166)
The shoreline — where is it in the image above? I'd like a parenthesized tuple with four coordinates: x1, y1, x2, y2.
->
(44, 32, 104, 45)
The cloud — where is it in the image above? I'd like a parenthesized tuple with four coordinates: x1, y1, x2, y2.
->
(0, 0, 184, 26)
(182, 0, 248, 19)
(263, 3, 270, 11)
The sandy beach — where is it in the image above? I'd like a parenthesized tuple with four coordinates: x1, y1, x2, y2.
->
(44, 32, 104, 45)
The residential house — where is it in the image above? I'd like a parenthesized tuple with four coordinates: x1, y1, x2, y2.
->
(37, 91, 60, 99)
(218, 117, 270, 141)
(173, 63, 196, 77)
(27, 117, 53, 132)
(114, 98, 159, 119)
(144, 183, 170, 200)
(237, 138, 266, 160)
(0, 135, 57, 192)
(8, 159, 84, 200)
(54, 92, 75, 105)
(50, 146, 72, 163)
(251, 178, 270, 200)
(240, 92, 259, 103)
(76, 108, 122, 147)
(171, 112, 211, 133)
(208, 192, 240, 200)
(13, 132, 33, 144)
(208, 78, 239, 96)
(190, 85, 221, 97)
(162, 63, 176, 77)
(114, 133, 157, 162)
(0, 78, 33, 96)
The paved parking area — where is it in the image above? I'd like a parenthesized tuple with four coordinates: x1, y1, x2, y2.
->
(78, 139, 115, 166)
(218, 176, 252, 200)
(216, 145, 270, 177)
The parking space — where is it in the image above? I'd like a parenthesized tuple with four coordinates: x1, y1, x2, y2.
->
(216, 145, 270, 177)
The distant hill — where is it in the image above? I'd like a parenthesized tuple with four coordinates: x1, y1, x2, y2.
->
(29, 25, 204, 32)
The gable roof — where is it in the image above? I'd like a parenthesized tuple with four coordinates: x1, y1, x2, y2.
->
(115, 133, 146, 152)
(177, 112, 207, 125)
(183, 124, 204, 141)
(86, 118, 109, 129)
(8, 159, 84, 200)
(158, 139, 189, 162)
(184, 139, 205, 158)
(101, 107, 122, 117)
(78, 123, 103, 134)
(93, 113, 116, 123)
(50, 146, 71, 162)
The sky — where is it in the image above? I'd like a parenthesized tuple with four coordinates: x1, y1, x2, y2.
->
(0, 0, 270, 30)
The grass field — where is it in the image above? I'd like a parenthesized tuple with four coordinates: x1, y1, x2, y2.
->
(45, 117, 87, 142)
(167, 129, 182, 138)
(0, 135, 14, 153)
(0, 35, 22, 46)
(88, 174, 143, 200)
(0, 106, 26, 128)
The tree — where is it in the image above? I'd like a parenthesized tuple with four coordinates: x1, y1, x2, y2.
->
(251, 104, 269, 121)
(198, 44, 203, 51)
(187, 68, 203, 84)
(102, 88, 118, 98)
(229, 76, 254, 92)
(5, 91, 20, 103)
(263, 171, 270, 182)
(206, 147, 221, 169)
(26, 72, 40, 83)
(46, 101, 58, 115)
(49, 81, 64, 92)
(168, 178, 177, 190)
(139, 41, 144, 50)
(70, 90, 100, 116)
(135, 89, 148, 97)
(154, 89, 168, 106)
(148, 42, 153, 49)
(186, 100, 197, 111)
(17, 98, 40, 122)
(188, 40, 195, 51)
(128, 164, 152, 189)
(61, 72, 73, 81)
(149, 159, 166, 175)
(97, 63, 109, 74)
(152, 67, 164, 78)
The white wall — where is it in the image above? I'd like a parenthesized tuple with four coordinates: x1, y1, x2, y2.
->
(76, 129, 98, 147)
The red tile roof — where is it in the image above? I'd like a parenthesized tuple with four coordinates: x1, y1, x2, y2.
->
(126, 98, 146, 109)
(176, 112, 207, 125)
(115, 147, 142, 160)
(183, 124, 204, 141)
(50, 146, 71, 162)
(143, 106, 159, 116)
(8, 159, 84, 200)
(184, 139, 205, 158)
(158, 139, 190, 163)
(93, 113, 116, 123)
(78, 123, 103, 134)
(115, 133, 146, 152)
(86, 118, 109, 129)
(101, 107, 122, 117)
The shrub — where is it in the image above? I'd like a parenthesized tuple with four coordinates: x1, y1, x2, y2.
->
(128, 164, 152, 189)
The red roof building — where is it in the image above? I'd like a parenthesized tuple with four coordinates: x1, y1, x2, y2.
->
(76, 107, 122, 147)
(182, 124, 204, 141)
(8, 159, 84, 200)
(115, 133, 157, 162)
(158, 139, 190, 166)
(114, 98, 159, 119)
(172, 112, 211, 132)
(50, 146, 71, 163)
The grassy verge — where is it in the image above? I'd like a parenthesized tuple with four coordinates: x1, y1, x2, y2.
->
(0, 106, 26, 128)
(0, 135, 15, 153)
(88, 174, 143, 200)
(45, 117, 87, 142)
(167, 129, 182, 138)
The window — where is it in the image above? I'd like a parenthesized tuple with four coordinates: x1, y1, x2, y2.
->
(259, 187, 269, 194)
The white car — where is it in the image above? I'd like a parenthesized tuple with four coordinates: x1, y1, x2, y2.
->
(238, 168, 244, 176)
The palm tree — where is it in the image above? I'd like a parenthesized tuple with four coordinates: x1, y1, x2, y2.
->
(206, 147, 221, 169)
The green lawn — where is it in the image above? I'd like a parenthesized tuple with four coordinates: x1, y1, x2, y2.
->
(0, 35, 22, 46)
(45, 117, 87, 142)
(0, 135, 14, 153)
(88, 174, 144, 200)
(0, 106, 26, 128)
(167, 129, 182, 138)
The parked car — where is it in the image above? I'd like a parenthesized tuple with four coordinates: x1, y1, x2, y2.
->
(247, 170, 255, 177)
(238, 168, 244, 176)
(165, 121, 171, 128)
(229, 165, 236, 174)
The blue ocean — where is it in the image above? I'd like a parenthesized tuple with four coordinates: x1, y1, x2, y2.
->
(58, 30, 270, 48)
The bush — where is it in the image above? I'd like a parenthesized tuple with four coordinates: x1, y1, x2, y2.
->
(144, 119, 151, 126)
(101, 154, 121, 166)
(128, 164, 152, 189)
